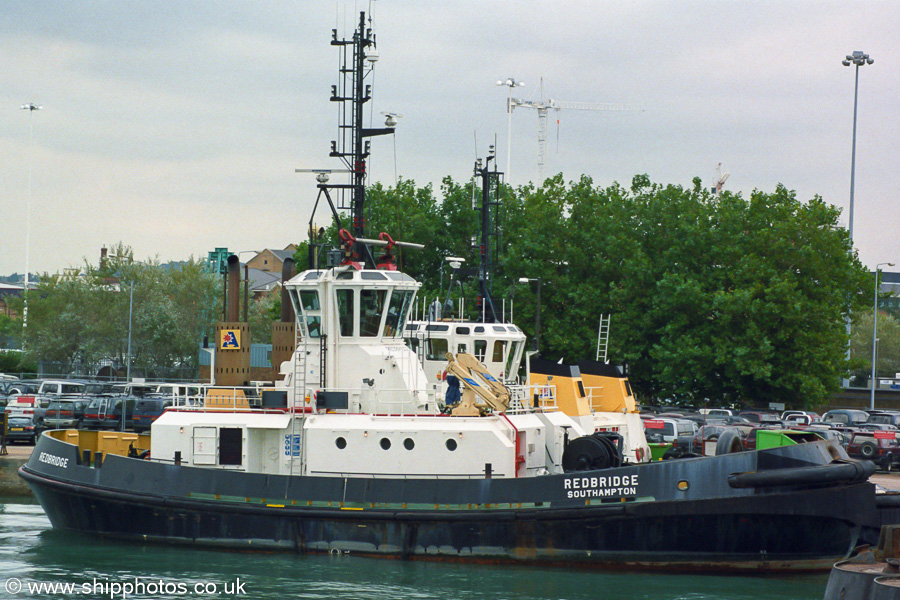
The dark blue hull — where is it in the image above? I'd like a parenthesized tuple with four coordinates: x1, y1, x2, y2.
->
(19, 433, 876, 571)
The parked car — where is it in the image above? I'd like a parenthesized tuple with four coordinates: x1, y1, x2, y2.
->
(83, 396, 136, 430)
(132, 397, 173, 433)
(707, 408, 735, 417)
(866, 412, 900, 429)
(643, 417, 697, 444)
(781, 410, 821, 423)
(846, 431, 900, 471)
(4, 395, 48, 424)
(43, 398, 89, 429)
(5, 379, 41, 396)
(35, 380, 86, 397)
(5, 413, 44, 444)
(738, 411, 783, 427)
(822, 409, 870, 427)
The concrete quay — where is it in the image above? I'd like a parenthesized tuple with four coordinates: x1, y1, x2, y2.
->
(0, 444, 32, 496)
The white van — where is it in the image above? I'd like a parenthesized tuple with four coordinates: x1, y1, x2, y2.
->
(643, 417, 696, 443)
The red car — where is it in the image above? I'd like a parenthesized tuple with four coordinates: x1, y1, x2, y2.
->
(846, 431, 900, 471)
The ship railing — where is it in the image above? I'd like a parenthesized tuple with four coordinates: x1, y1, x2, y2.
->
(167, 385, 283, 413)
(504, 383, 558, 414)
(301, 385, 441, 416)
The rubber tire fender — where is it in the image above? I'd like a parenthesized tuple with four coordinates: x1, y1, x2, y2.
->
(715, 429, 744, 455)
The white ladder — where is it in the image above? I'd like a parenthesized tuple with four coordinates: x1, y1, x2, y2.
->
(289, 326, 308, 475)
(595, 314, 611, 363)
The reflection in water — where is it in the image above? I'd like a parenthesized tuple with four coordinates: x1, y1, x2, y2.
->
(0, 500, 827, 600)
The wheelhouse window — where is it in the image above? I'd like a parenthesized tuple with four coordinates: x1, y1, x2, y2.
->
(300, 290, 322, 338)
(385, 289, 414, 338)
(492, 340, 508, 363)
(427, 338, 448, 361)
(337, 289, 355, 337)
(505, 341, 521, 379)
(360, 289, 387, 337)
(474, 340, 487, 362)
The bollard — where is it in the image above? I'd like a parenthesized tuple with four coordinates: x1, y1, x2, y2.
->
(83, 449, 91, 467)
(94, 452, 103, 468)
(174, 451, 182, 466)
(485, 463, 492, 479)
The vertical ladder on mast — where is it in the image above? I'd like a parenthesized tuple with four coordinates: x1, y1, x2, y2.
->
(596, 314, 611, 363)
(290, 326, 308, 475)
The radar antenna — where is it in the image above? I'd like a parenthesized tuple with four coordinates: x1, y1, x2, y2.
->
(295, 11, 396, 268)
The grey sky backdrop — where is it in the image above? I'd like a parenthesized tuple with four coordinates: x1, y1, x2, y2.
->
(1, 1, 897, 276)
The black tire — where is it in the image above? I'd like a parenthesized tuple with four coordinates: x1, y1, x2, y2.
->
(859, 441, 878, 459)
(716, 429, 744, 455)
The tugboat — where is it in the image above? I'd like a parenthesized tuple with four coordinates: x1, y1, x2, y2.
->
(19, 11, 880, 570)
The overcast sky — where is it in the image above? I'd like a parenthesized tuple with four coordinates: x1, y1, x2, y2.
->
(1, 1, 897, 276)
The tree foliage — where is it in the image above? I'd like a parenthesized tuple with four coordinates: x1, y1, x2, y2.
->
(15, 244, 219, 376)
(350, 174, 869, 408)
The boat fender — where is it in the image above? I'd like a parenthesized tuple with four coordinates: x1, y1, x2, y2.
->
(728, 460, 876, 489)
(715, 430, 744, 455)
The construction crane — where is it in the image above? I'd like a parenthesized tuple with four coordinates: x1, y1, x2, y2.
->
(713, 162, 729, 198)
(508, 84, 643, 181)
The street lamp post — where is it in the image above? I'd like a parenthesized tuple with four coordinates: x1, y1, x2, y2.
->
(497, 78, 524, 181)
(871, 262, 894, 410)
(20, 102, 41, 334)
(518, 277, 542, 352)
(842, 51, 874, 242)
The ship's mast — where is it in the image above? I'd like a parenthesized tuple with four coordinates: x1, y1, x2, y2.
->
(474, 145, 503, 323)
(300, 11, 394, 268)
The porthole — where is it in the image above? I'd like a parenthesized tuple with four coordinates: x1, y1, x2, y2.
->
(404, 438, 415, 450)
(380, 437, 391, 450)
(335, 437, 347, 449)
(446, 438, 458, 451)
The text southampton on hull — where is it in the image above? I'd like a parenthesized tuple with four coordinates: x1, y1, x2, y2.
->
(296, 10, 396, 269)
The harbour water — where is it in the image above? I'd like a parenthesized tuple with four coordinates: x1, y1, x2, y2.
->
(1, 497, 829, 600)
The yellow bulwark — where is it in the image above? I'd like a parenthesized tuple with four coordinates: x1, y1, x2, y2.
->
(51, 429, 151, 459)
(204, 388, 250, 410)
(576, 360, 638, 413)
(527, 357, 591, 417)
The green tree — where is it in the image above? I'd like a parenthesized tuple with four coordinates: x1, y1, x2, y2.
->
(20, 245, 219, 377)
(850, 309, 900, 385)
(360, 174, 868, 408)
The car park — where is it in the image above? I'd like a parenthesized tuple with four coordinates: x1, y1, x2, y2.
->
(5, 413, 44, 444)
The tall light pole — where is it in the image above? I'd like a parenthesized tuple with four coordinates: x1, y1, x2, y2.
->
(842, 51, 874, 242)
(841, 52, 873, 387)
(20, 102, 41, 335)
(518, 277, 542, 352)
(497, 78, 524, 181)
(871, 262, 894, 410)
